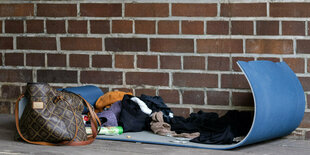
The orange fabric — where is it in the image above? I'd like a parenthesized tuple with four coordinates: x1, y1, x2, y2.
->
(95, 91, 132, 112)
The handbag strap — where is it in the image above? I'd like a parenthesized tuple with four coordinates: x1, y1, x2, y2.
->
(15, 94, 100, 146)
(65, 95, 101, 146)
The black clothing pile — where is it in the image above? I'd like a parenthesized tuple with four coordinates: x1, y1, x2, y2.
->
(119, 95, 150, 132)
(119, 94, 174, 132)
(140, 94, 174, 123)
(118, 94, 253, 145)
(170, 110, 252, 144)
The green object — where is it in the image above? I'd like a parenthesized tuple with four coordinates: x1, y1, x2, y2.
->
(86, 126, 123, 136)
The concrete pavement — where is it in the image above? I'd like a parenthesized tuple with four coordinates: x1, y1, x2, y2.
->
(1, 114, 310, 155)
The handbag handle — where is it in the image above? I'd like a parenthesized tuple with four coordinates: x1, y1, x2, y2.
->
(15, 94, 100, 146)
(66, 95, 101, 146)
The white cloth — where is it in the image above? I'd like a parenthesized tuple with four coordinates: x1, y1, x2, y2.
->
(130, 97, 152, 115)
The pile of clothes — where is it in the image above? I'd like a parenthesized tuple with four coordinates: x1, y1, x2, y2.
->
(61, 86, 253, 145)
(91, 91, 253, 145)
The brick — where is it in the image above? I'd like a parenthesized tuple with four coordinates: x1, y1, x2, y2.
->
(183, 90, 204, 105)
(37, 4, 76, 17)
(46, 20, 66, 34)
(100, 88, 110, 94)
(183, 56, 205, 70)
(158, 89, 179, 104)
(307, 94, 310, 109)
(92, 55, 112, 68)
(232, 57, 255, 71)
(0, 102, 10, 114)
(257, 57, 280, 62)
(105, 38, 147, 52)
(21, 86, 27, 94)
(126, 72, 169, 86)
(81, 4, 122, 17)
(182, 21, 204, 35)
(112, 20, 132, 33)
(246, 39, 293, 54)
(297, 40, 310, 54)
(61, 37, 102, 51)
(0, 21, 2, 33)
(5, 20, 23, 33)
(115, 55, 134, 68)
(0, 4, 33, 17)
(125, 3, 168, 17)
(47, 54, 66, 67)
(283, 58, 305, 73)
(160, 56, 181, 69)
(81, 71, 122, 85)
(306, 131, 310, 140)
(172, 4, 217, 17)
(207, 91, 229, 105)
(90, 20, 110, 34)
(135, 89, 156, 96)
(231, 21, 253, 35)
(192, 109, 228, 117)
(207, 21, 229, 35)
(308, 59, 310, 73)
(112, 88, 133, 93)
(70, 54, 89, 68)
(0, 69, 32, 82)
(308, 22, 310, 36)
(282, 21, 305, 36)
(171, 107, 190, 118)
(158, 21, 179, 34)
(151, 39, 194, 53)
(135, 20, 155, 34)
(197, 39, 243, 53)
(68, 20, 87, 34)
(257, 21, 279, 35)
(1, 85, 20, 99)
(26, 53, 45, 67)
(137, 55, 158, 69)
(270, 3, 310, 17)
(208, 56, 230, 71)
(298, 77, 310, 91)
(173, 73, 218, 88)
(26, 20, 44, 33)
(0, 53, 2, 65)
(17, 37, 56, 50)
(5, 53, 24, 66)
(221, 74, 250, 89)
(221, 3, 266, 17)
(285, 129, 304, 140)
(37, 70, 77, 83)
(299, 112, 310, 128)
(0, 37, 13, 49)
(232, 92, 254, 107)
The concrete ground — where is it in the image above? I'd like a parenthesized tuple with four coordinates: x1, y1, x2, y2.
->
(1, 114, 310, 155)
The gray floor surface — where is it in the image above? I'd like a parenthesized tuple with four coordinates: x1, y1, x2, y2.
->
(1, 114, 310, 155)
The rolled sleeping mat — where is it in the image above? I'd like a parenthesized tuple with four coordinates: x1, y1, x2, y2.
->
(59, 85, 104, 114)
(96, 60, 305, 150)
(224, 60, 305, 149)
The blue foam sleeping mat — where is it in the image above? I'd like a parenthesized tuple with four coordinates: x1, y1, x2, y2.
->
(97, 60, 306, 149)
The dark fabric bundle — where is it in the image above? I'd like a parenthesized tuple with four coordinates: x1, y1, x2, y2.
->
(140, 94, 174, 123)
(118, 95, 151, 132)
(170, 110, 253, 144)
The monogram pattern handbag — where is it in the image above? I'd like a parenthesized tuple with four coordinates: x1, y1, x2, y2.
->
(15, 83, 100, 146)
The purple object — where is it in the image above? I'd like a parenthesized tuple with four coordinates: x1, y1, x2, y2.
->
(97, 101, 122, 127)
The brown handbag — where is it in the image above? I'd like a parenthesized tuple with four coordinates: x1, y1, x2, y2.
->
(15, 83, 100, 146)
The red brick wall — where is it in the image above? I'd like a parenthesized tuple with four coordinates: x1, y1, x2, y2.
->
(0, 0, 309, 139)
